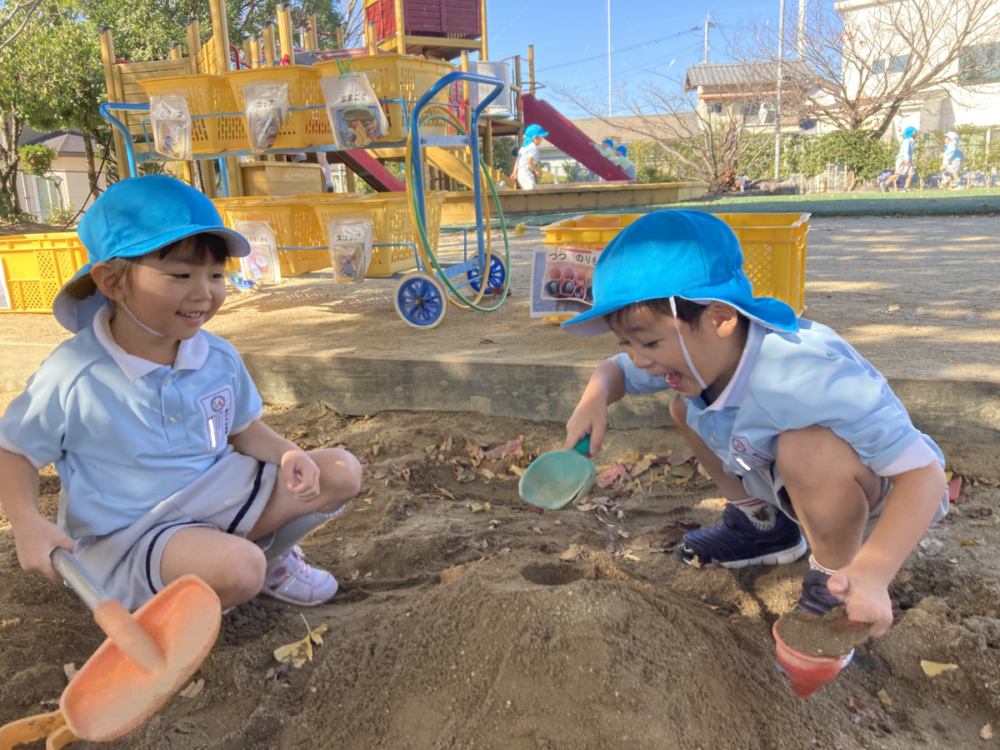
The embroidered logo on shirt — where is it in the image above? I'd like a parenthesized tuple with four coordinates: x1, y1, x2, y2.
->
(199, 387, 233, 450)
(730, 434, 773, 472)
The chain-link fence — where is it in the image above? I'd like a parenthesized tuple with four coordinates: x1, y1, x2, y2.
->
(15, 168, 106, 226)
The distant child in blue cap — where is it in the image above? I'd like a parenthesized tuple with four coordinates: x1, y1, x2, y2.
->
(940, 131, 965, 189)
(562, 210, 948, 637)
(511, 124, 548, 190)
(590, 138, 616, 182)
(884, 126, 918, 192)
(0, 175, 362, 611)
(614, 145, 637, 180)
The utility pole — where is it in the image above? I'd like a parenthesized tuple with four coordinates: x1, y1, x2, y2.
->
(798, 0, 806, 56)
(704, 11, 710, 64)
(775, 0, 785, 180)
(607, 0, 612, 116)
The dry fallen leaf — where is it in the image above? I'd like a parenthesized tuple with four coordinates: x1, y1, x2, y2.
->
(956, 536, 986, 547)
(372, 444, 380, 456)
(690, 555, 702, 569)
(470, 502, 491, 513)
(485, 437, 524, 460)
(631, 457, 653, 476)
(350, 569, 360, 581)
(667, 447, 694, 466)
(877, 689, 892, 708)
(981, 724, 993, 740)
(63, 663, 78, 681)
(531, 526, 543, 534)
(849, 697, 876, 720)
(179, 678, 205, 699)
(669, 464, 694, 478)
(597, 464, 632, 489)
(274, 616, 329, 669)
(559, 546, 584, 562)
(480, 469, 496, 480)
(510, 465, 525, 477)
(674, 476, 691, 485)
(435, 485, 457, 501)
(456, 466, 477, 483)
(920, 660, 958, 677)
(440, 436, 453, 453)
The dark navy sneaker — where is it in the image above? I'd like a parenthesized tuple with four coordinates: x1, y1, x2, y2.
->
(674, 504, 808, 569)
(796, 569, 841, 617)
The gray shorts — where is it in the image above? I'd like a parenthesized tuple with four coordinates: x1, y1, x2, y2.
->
(895, 157, 915, 176)
(71, 447, 278, 610)
(742, 463, 949, 539)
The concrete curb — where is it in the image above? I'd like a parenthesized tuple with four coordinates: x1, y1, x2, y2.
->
(4, 343, 999, 444)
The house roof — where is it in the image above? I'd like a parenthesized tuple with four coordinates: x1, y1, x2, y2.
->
(561, 113, 699, 145)
(684, 61, 814, 90)
(18, 128, 92, 158)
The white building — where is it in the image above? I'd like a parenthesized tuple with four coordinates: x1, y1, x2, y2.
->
(834, 0, 1000, 136)
(14, 128, 106, 225)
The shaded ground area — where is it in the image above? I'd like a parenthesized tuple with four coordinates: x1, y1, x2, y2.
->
(0, 220, 69, 237)
(0, 404, 998, 748)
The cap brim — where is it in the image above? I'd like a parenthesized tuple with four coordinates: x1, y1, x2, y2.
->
(560, 275, 799, 337)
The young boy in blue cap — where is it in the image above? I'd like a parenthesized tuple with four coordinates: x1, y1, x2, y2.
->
(563, 210, 948, 637)
(0, 175, 362, 611)
(614, 145, 637, 180)
(884, 126, 918, 192)
(510, 124, 548, 190)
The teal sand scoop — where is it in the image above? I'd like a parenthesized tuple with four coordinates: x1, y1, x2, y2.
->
(518, 435, 596, 510)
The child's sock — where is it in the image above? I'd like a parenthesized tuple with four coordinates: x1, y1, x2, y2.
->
(728, 498, 777, 531)
(257, 509, 342, 560)
(808, 554, 838, 576)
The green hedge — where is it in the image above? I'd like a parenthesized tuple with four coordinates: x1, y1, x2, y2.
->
(783, 131, 895, 181)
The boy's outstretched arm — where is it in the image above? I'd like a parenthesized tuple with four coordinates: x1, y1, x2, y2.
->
(565, 358, 627, 455)
(0, 447, 74, 580)
(829, 461, 947, 637)
(229, 420, 321, 502)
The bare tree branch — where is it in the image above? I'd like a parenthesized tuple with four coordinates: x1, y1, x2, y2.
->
(339, 0, 363, 47)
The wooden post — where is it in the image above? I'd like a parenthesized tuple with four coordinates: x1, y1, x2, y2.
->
(249, 36, 261, 68)
(262, 22, 276, 66)
(345, 168, 357, 192)
(207, 0, 231, 72)
(185, 17, 202, 70)
(277, 4, 295, 65)
(528, 45, 535, 96)
(461, 52, 471, 133)
(98, 27, 130, 179)
(394, 0, 406, 54)
(484, 124, 493, 170)
(514, 54, 523, 124)
(169, 42, 183, 59)
(242, 34, 252, 68)
(480, 0, 488, 59)
(336, 25, 344, 49)
(308, 13, 319, 51)
(366, 22, 377, 55)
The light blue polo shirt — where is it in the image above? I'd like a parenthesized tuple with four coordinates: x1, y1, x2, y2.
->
(0, 304, 264, 540)
(614, 319, 943, 484)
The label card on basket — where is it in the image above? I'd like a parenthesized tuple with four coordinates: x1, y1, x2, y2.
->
(529, 246, 600, 318)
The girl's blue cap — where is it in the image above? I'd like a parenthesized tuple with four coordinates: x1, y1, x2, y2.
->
(524, 124, 549, 141)
(615, 145, 627, 155)
(560, 210, 799, 337)
(53, 175, 250, 333)
(904, 126, 917, 138)
(603, 139, 614, 146)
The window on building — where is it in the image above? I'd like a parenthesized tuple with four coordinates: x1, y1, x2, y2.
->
(872, 58, 887, 74)
(960, 42, 1000, 85)
(872, 55, 909, 75)
(709, 102, 723, 114)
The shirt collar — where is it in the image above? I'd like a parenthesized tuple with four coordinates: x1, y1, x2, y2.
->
(705, 321, 766, 412)
(92, 304, 209, 382)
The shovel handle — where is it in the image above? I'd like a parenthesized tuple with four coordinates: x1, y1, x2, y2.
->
(572, 434, 592, 456)
(51, 548, 107, 612)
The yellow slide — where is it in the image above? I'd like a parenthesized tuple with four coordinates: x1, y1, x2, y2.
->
(371, 147, 514, 190)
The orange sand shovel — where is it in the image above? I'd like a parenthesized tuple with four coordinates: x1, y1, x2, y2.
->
(0, 549, 221, 748)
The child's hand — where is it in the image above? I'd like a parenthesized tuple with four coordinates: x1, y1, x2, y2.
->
(14, 515, 74, 581)
(281, 449, 321, 502)
(828, 563, 893, 637)
(565, 395, 608, 456)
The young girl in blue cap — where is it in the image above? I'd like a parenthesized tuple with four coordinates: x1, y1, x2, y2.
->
(884, 126, 918, 192)
(562, 210, 948, 637)
(0, 175, 362, 611)
(510, 124, 548, 190)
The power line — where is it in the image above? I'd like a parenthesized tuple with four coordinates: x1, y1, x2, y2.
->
(537, 27, 703, 73)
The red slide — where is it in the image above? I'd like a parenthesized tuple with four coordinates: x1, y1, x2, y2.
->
(328, 150, 405, 192)
(522, 94, 634, 181)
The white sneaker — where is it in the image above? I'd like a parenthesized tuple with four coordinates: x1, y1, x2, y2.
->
(260, 546, 339, 606)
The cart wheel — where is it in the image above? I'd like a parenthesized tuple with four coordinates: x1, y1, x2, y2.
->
(395, 272, 448, 330)
(467, 254, 507, 295)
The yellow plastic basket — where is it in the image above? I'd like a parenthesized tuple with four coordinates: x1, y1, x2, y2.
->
(226, 66, 332, 150)
(0, 233, 89, 314)
(540, 212, 810, 314)
(214, 197, 329, 276)
(138, 75, 248, 153)
(315, 54, 455, 141)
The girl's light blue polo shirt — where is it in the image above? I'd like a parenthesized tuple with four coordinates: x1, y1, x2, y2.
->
(0, 305, 264, 540)
(613, 319, 943, 482)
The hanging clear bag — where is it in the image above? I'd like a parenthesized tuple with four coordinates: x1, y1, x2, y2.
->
(242, 82, 289, 152)
(321, 60, 389, 149)
(150, 95, 193, 161)
(234, 221, 282, 286)
(327, 219, 373, 284)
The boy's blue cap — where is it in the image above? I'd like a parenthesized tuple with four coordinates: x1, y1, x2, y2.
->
(603, 139, 614, 146)
(53, 175, 250, 333)
(903, 126, 917, 138)
(560, 210, 799, 337)
(615, 145, 627, 155)
(524, 124, 549, 140)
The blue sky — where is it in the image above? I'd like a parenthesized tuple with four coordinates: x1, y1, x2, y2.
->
(484, 0, 785, 118)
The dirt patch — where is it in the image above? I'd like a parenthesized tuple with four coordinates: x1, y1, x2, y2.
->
(1, 404, 999, 748)
(776, 608, 872, 658)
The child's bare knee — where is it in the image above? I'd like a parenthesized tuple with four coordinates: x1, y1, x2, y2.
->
(317, 448, 363, 504)
(669, 393, 688, 424)
(224, 543, 266, 602)
(776, 425, 842, 479)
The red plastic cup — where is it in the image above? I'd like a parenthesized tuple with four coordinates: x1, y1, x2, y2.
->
(772, 621, 853, 698)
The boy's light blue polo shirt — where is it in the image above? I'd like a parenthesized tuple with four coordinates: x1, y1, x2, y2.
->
(613, 318, 943, 483)
(0, 304, 264, 540)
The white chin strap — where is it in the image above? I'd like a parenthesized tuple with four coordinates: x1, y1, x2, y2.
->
(670, 296, 708, 390)
(119, 301, 166, 338)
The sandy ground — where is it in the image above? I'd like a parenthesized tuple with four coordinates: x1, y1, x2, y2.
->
(1, 403, 999, 748)
(2, 215, 999, 382)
